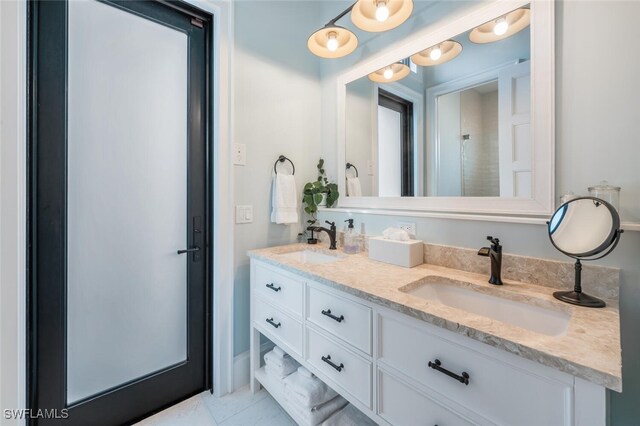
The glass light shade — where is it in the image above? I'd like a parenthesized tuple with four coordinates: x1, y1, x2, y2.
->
(469, 8, 530, 43)
(351, 0, 413, 32)
(368, 62, 410, 83)
(308, 25, 358, 58)
(410, 40, 462, 66)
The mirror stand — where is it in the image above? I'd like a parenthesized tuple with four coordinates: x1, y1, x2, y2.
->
(553, 259, 606, 308)
(548, 196, 624, 309)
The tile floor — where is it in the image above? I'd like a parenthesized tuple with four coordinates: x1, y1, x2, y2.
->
(136, 386, 296, 426)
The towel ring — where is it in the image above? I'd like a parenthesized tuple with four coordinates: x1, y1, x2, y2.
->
(274, 155, 295, 175)
(346, 163, 359, 177)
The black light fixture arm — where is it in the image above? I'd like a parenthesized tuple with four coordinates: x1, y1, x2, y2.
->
(327, 2, 356, 26)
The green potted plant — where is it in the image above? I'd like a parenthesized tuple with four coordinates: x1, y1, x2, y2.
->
(302, 159, 339, 239)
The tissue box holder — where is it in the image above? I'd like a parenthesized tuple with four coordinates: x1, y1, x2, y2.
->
(368, 237, 424, 268)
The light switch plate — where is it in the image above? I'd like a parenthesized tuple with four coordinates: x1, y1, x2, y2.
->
(234, 144, 246, 166)
(236, 205, 253, 224)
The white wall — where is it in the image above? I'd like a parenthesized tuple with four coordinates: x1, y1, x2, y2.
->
(232, 1, 323, 357)
(316, 1, 640, 422)
(345, 78, 375, 196)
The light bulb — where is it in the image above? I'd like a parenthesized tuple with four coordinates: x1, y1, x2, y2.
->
(326, 32, 339, 52)
(375, 0, 390, 22)
(429, 46, 442, 61)
(383, 67, 394, 80)
(493, 18, 508, 36)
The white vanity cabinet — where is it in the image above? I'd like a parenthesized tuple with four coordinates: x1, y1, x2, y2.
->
(249, 260, 607, 426)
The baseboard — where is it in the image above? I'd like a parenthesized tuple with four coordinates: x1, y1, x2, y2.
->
(233, 342, 274, 391)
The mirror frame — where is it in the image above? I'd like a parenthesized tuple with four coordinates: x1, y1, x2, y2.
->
(336, 0, 554, 218)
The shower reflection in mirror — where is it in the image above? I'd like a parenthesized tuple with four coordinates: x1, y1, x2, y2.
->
(345, 5, 531, 198)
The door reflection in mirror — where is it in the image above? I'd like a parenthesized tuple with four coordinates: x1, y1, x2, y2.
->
(378, 90, 414, 197)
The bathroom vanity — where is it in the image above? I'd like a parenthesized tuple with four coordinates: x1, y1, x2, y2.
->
(248, 244, 621, 426)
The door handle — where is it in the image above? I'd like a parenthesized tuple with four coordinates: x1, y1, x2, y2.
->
(177, 247, 200, 254)
(177, 216, 202, 262)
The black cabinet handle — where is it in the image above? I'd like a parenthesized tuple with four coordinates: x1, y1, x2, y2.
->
(321, 355, 344, 372)
(266, 283, 281, 292)
(266, 318, 281, 328)
(321, 309, 344, 323)
(428, 359, 469, 385)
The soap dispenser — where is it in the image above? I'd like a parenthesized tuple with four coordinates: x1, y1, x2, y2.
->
(343, 219, 360, 254)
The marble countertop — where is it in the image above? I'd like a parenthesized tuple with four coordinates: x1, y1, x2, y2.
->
(247, 243, 622, 392)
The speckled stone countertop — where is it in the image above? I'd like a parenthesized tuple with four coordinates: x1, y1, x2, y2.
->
(247, 243, 622, 392)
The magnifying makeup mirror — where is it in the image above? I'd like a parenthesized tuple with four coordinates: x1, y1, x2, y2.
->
(547, 197, 623, 308)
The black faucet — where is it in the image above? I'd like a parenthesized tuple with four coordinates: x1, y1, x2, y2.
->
(477, 236, 503, 285)
(307, 221, 337, 250)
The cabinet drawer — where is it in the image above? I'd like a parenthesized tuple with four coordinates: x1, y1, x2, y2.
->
(306, 328, 372, 408)
(307, 285, 372, 355)
(254, 298, 302, 356)
(254, 262, 303, 317)
(379, 314, 571, 426)
(378, 369, 474, 426)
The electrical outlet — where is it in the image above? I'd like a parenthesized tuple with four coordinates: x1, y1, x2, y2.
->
(396, 221, 416, 237)
(233, 144, 246, 166)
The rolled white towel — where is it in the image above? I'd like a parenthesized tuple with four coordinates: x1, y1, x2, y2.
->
(284, 370, 338, 408)
(273, 346, 286, 358)
(321, 403, 378, 426)
(288, 395, 348, 426)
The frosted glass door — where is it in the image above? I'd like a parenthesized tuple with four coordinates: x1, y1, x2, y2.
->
(66, 0, 188, 403)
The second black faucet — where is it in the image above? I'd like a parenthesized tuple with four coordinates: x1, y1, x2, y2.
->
(478, 236, 503, 285)
(307, 221, 337, 250)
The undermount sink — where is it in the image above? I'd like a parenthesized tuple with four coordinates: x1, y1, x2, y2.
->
(278, 250, 343, 265)
(402, 278, 571, 337)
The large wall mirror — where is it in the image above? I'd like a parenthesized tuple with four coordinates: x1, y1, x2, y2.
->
(337, 0, 554, 216)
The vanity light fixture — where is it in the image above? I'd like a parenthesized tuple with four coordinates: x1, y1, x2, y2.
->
(368, 60, 410, 83)
(308, 0, 413, 58)
(410, 40, 462, 66)
(469, 8, 530, 43)
(351, 0, 413, 32)
(308, 5, 359, 58)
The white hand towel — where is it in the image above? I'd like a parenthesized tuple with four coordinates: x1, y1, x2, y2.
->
(271, 174, 298, 224)
(283, 370, 338, 408)
(321, 404, 378, 426)
(264, 350, 299, 378)
(346, 177, 362, 197)
(288, 395, 348, 426)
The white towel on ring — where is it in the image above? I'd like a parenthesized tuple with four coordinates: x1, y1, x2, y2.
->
(346, 177, 362, 197)
(271, 174, 298, 224)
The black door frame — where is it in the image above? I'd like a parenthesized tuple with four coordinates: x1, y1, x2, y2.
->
(27, 1, 213, 424)
(378, 89, 414, 197)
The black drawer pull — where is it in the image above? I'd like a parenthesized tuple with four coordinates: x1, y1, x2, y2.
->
(266, 318, 281, 328)
(428, 359, 469, 385)
(321, 355, 344, 372)
(266, 283, 281, 292)
(321, 309, 344, 323)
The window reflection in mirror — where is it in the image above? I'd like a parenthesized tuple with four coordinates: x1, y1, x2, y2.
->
(345, 5, 531, 198)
